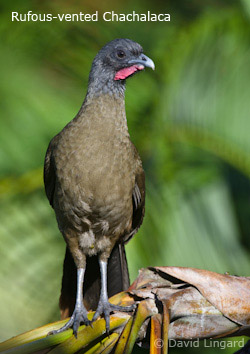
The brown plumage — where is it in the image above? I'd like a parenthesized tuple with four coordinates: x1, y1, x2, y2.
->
(44, 38, 154, 336)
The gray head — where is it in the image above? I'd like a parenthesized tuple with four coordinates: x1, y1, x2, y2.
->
(87, 38, 155, 97)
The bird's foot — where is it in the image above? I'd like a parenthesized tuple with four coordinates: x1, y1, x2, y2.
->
(92, 299, 136, 333)
(49, 304, 90, 338)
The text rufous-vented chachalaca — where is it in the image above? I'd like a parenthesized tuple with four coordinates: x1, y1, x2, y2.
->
(44, 38, 154, 337)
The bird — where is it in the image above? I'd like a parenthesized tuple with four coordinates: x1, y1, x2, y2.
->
(44, 38, 154, 337)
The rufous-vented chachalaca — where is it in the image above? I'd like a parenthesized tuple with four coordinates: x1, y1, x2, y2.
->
(44, 38, 154, 337)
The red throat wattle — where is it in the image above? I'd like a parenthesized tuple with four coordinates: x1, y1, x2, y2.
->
(114, 64, 144, 80)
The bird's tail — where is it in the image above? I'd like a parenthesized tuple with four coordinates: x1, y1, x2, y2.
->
(59, 243, 130, 319)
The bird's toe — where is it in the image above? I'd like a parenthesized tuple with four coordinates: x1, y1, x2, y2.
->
(48, 305, 90, 338)
(72, 307, 90, 336)
(109, 303, 136, 312)
(92, 300, 136, 333)
(103, 307, 111, 333)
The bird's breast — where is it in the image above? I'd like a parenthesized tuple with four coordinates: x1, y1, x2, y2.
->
(53, 120, 135, 238)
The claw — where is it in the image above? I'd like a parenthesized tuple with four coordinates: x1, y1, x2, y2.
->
(73, 321, 79, 338)
(92, 301, 136, 333)
(49, 305, 90, 338)
(48, 268, 91, 338)
(109, 303, 136, 312)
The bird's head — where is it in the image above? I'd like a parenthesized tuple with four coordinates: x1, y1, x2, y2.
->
(87, 38, 155, 97)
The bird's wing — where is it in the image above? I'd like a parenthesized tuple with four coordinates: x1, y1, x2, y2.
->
(131, 168, 145, 234)
(44, 138, 57, 207)
(124, 149, 145, 244)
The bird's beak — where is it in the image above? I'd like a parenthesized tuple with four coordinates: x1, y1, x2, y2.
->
(128, 54, 155, 70)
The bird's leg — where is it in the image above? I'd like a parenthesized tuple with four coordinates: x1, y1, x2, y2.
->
(49, 268, 90, 338)
(92, 258, 135, 333)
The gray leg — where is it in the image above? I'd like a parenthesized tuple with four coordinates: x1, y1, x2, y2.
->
(49, 268, 90, 338)
(92, 259, 135, 333)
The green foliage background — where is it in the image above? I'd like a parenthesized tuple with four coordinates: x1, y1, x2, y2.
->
(0, 0, 249, 352)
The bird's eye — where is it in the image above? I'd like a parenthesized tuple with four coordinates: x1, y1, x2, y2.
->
(116, 50, 126, 59)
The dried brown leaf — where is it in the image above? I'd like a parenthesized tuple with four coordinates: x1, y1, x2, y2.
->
(155, 267, 250, 326)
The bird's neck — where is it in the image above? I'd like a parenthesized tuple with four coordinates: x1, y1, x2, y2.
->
(86, 77, 126, 100)
(79, 91, 129, 138)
